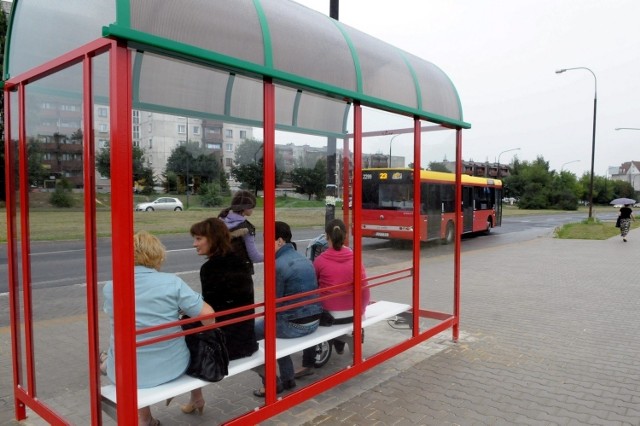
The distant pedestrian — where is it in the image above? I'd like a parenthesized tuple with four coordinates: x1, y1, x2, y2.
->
(618, 204, 635, 242)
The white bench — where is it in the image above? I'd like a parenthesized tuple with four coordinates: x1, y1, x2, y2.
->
(101, 300, 410, 418)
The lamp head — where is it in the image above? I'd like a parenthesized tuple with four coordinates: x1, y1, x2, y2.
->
(555, 69, 566, 74)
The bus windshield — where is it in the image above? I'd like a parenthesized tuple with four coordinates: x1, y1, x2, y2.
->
(363, 180, 414, 211)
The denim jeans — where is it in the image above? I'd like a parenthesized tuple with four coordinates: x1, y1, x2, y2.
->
(255, 317, 319, 382)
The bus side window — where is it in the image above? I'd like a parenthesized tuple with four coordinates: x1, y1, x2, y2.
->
(441, 184, 455, 213)
(474, 186, 489, 210)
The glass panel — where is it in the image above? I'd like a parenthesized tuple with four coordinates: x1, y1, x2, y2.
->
(358, 106, 414, 350)
(7, 0, 114, 77)
(24, 63, 91, 413)
(419, 123, 457, 333)
(129, 71, 266, 420)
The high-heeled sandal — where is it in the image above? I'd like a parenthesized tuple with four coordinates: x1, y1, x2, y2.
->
(180, 399, 205, 415)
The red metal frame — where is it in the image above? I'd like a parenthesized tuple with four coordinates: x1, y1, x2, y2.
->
(3, 35, 464, 425)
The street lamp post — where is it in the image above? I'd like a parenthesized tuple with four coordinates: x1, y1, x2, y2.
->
(388, 134, 400, 168)
(560, 159, 580, 172)
(556, 67, 597, 219)
(496, 147, 521, 179)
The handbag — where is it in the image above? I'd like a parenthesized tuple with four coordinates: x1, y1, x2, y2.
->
(182, 317, 229, 382)
(615, 216, 621, 228)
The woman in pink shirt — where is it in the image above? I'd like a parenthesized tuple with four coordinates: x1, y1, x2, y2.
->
(296, 219, 370, 378)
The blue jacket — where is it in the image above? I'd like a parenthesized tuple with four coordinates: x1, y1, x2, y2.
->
(275, 243, 323, 321)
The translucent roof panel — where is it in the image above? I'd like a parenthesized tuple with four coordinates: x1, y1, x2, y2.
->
(264, 1, 358, 92)
(6, 0, 467, 131)
(6, 0, 115, 77)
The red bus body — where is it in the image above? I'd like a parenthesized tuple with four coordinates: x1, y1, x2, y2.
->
(361, 168, 503, 243)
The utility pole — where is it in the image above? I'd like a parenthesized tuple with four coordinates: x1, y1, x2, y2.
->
(325, 0, 339, 226)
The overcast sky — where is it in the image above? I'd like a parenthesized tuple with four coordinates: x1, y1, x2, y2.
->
(293, 0, 640, 177)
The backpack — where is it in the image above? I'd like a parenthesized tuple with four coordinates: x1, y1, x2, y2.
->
(228, 221, 256, 274)
(306, 233, 328, 262)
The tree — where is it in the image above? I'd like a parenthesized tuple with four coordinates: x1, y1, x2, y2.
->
(234, 138, 264, 166)
(290, 158, 327, 200)
(427, 161, 451, 173)
(96, 143, 154, 191)
(27, 138, 47, 187)
(165, 143, 223, 193)
(549, 171, 580, 210)
(503, 156, 555, 209)
(232, 161, 263, 196)
(231, 139, 283, 195)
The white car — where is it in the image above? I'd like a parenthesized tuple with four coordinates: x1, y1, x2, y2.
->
(135, 197, 183, 211)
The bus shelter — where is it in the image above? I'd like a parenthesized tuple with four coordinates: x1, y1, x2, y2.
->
(3, 0, 471, 424)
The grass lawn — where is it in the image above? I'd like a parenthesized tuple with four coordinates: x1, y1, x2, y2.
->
(554, 217, 640, 240)
(0, 193, 332, 242)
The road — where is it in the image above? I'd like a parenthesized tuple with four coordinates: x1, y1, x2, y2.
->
(0, 211, 611, 295)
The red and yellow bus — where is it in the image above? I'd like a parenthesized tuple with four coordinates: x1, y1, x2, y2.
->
(361, 168, 502, 243)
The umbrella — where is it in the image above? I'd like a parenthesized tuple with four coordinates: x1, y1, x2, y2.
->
(610, 198, 636, 205)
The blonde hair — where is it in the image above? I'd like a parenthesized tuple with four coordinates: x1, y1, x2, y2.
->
(133, 231, 166, 270)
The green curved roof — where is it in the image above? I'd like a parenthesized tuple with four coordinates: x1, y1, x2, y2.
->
(5, 0, 469, 135)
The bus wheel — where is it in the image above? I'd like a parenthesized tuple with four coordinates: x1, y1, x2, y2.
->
(443, 221, 455, 244)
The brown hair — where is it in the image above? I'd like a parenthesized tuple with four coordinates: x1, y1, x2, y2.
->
(325, 218, 346, 250)
(133, 230, 166, 270)
(219, 190, 257, 218)
(190, 217, 232, 257)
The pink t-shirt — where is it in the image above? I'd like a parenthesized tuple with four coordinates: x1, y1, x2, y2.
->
(313, 247, 370, 315)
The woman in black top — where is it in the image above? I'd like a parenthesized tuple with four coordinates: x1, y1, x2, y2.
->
(619, 204, 635, 242)
(177, 218, 258, 415)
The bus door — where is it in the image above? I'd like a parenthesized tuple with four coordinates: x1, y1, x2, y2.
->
(424, 183, 441, 240)
(496, 186, 503, 226)
(462, 186, 474, 233)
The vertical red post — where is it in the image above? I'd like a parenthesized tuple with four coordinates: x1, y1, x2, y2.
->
(453, 129, 462, 341)
(18, 84, 36, 398)
(82, 52, 102, 425)
(351, 103, 363, 361)
(412, 118, 421, 334)
(262, 78, 277, 402)
(5, 84, 27, 420)
(109, 40, 138, 420)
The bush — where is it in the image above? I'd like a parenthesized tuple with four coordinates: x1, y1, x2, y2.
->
(49, 187, 74, 207)
(199, 182, 224, 207)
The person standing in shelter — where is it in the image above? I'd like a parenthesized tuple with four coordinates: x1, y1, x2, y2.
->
(619, 204, 635, 242)
(252, 221, 323, 397)
(102, 231, 215, 426)
(218, 190, 264, 273)
(297, 218, 370, 378)
(177, 218, 259, 415)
